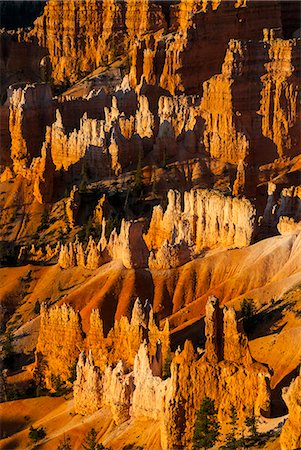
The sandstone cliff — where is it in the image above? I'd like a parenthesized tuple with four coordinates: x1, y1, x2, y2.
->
(36, 303, 84, 389)
(280, 369, 301, 450)
(29, 0, 167, 84)
(8, 83, 54, 174)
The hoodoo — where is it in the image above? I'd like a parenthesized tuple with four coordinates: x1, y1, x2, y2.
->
(0, 1, 300, 449)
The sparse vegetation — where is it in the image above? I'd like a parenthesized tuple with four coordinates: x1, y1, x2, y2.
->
(105, 215, 119, 241)
(245, 409, 258, 439)
(38, 207, 49, 232)
(28, 425, 46, 443)
(57, 434, 72, 450)
(50, 374, 68, 396)
(82, 428, 105, 450)
(79, 180, 88, 193)
(68, 361, 77, 384)
(3, 330, 14, 369)
(6, 386, 26, 401)
(240, 298, 256, 333)
(222, 405, 242, 449)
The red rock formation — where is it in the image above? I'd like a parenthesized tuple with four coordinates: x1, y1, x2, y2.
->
(164, 297, 270, 448)
(280, 369, 301, 450)
(87, 298, 170, 371)
(8, 83, 54, 174)
(71, 296, 270, 449)
(145, 188, 255, 268)
(36, 303, 84, 389)
(29, 0, 167, 84)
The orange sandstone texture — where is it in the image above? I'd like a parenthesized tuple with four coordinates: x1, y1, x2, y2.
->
(35, 303, 84, 389)
(72, 297, 270, 450)
(36, 299, 169, 392)
(280, 369, 301, 450)
(29, 0, 167, 84)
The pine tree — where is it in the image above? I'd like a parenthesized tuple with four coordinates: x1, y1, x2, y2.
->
(82, 428, 104, 450)
(245, 409, 258, 438)
(223, 405, 242, 449)
(192, 396, 220, 449)
(57, 434, 72, 450)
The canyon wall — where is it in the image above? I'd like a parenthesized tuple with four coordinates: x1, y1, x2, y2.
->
(29, 0, 167, 84)
(280, 369, 301, 450)
(3, 28, 300, 202)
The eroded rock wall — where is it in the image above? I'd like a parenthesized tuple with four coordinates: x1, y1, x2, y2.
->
(29, 0, 167, 84)
(35, 303, 84, 389)
(72, 296, 270, 450)
(8, 83, 54, 174)
(145, 189, 255, 268)
(280, 369, 301, 450)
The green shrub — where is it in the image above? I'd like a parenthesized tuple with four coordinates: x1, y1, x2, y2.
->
(50, 374, 68, 396)
(240, 298, 256, 333)
(28, 425, 46, 443)
(68, 361, 77, 384)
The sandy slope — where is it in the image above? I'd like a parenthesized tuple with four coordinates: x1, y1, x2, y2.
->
(0, 397, 162, 450)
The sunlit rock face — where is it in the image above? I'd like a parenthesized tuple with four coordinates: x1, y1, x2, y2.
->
(164, 297, 270, 449)
(280, 369, 301, 450)
(29, 0, 167, 84)
(145, 188, 255, 268)
(8, 83, 54, 174)
(56, 187, 255, 271)
(0, 2, 300, 449)
(71, 296, 270, 449)
(35, 303, 84, 390)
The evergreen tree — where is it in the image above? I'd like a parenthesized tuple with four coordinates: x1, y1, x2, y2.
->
(192, 396, 220, 449)
(245, 409, 258, 438)
(34, 300, 41, 315)
(3, 330, 14, 369)
(240, 298, 256, 320)
(223, 405, 242, 449)
(38, 207, 49, 232)
(240, 298, 256, 333)
(57, 434, 72, 450)
(82, 428, 104, 450)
